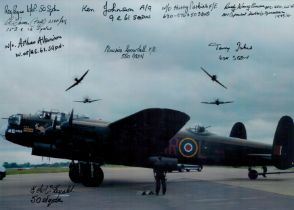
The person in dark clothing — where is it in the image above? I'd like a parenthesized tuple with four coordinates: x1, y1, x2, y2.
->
(154, 168, 166, 195)
(153, 157, 167, 195)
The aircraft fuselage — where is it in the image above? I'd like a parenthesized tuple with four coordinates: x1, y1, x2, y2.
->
(164, 129, 272, 167)
(5, 112, 272, 168)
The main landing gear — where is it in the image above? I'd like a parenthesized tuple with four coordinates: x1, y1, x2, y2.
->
(69, 161, 104, 187)
(248, 166, 267, 180)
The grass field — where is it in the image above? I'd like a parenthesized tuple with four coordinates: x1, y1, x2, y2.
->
(5, 165, 125, 175)
(6, 167, 69, 175)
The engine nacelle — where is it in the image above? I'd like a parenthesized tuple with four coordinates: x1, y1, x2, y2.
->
(32, 142, 57, 157)
(148, 156, 178, 171)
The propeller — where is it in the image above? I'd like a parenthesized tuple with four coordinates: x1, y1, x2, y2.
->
(44, 115, 58, 136)
(42, 109, 74, 136)
(69, 109, 73, 126)
(43, 110, 74, 151)
(60, 109, 74, 130)
(52, 116, 57, 129)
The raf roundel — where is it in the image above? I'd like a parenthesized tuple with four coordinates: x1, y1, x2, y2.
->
(179, 138, 199, 158)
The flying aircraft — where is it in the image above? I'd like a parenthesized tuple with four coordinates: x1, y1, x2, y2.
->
(65, 69, 89, 91)
(4, 108, 294, 187)
(201, 67, 227, 89)
(201, 99, 234, 105)
(74, 97, 101, 103)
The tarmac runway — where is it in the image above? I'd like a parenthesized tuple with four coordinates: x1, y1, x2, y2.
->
(0, 166, 293, 210)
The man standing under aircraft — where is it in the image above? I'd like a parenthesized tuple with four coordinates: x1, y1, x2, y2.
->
(153, 157, 167, 195)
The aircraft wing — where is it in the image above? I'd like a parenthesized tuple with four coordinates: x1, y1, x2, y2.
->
(201, 101, 215, 104)
(223, 101, 233, 104)
(109, 108, 190, 157)
(79, 69, 89, 81)
(89, 99, 101, 103)
(200, 67, 213, 78)
(215, 79, 227, 89)
(74, 100, 84, 103)
(65, 82, 78, 91)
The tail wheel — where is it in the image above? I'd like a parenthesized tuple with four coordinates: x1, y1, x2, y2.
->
(248, 170, 258, 180)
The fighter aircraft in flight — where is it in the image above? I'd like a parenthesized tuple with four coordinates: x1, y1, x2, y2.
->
(65, 69, 89, 91)
(201, 99, 234, 105)
(74, 97, 101, 103)
(4, 108, 294, 187)
(201, 67, 227, 89)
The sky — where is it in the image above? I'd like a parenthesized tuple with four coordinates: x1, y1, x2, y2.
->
(0, 0, 294, 164)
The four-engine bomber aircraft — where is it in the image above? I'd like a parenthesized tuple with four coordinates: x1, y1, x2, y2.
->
(4, 108, 294, 187)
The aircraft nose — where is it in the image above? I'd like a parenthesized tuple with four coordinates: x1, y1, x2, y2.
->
(0, 123, 7, 138)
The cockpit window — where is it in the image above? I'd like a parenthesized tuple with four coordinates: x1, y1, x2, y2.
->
(37, 111, 68, 123)
(8, 114, 22, 126)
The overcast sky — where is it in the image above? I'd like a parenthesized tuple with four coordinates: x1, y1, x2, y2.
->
(1, 0, 294, 164)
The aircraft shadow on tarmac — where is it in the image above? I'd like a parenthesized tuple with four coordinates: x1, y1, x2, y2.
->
(100, 180, 153, 188)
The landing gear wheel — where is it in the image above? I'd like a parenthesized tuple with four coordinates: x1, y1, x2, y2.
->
(81, 163, 104, 187)
(197, 165, 203, 172)
(178, 165, 184, 172)
(248, 170, 258, 180)
(69, 162, 81, 183)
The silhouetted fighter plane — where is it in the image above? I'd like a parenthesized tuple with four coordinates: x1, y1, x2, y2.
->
(74, 97, 101, 103)
(201, 99, 233, 105)
(4, 108, 294, 187)
(201, 67, 227, 89)
(65, 69, 89, 91)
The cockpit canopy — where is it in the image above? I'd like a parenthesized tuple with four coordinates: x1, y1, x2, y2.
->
(7, 110, 90, 129)
(36, 110, 67, 122)
(8, 114, 22, 126)
(36, 110, 89, 122)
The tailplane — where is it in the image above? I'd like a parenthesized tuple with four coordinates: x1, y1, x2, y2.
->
(272, 116, 294, 170)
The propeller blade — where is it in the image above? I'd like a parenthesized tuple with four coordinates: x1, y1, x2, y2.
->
(52, 116, 57, 130)
(69, 109, 74, 126)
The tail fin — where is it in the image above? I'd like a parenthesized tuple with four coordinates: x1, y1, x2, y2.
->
(230, 122, 247, 139)
(272, 116, 294, 170)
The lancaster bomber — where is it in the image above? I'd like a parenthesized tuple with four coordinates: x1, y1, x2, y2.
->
(4, 108, 294, 186)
